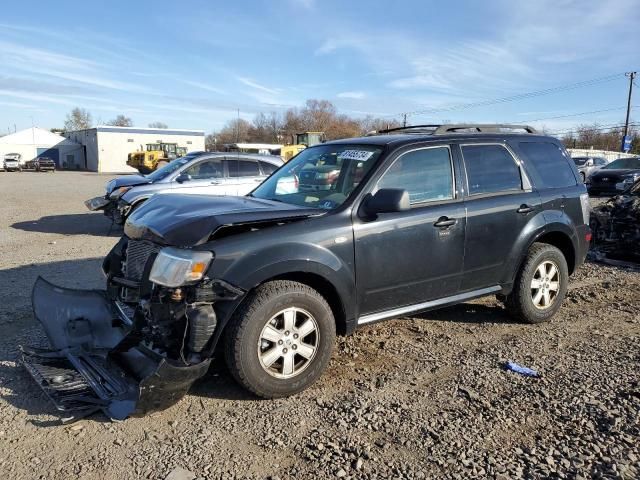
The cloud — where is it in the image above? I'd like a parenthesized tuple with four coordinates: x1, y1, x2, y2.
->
(237, 77, 281, 96)
(182, 80, 227, 95)
(337, 91, 366, 99)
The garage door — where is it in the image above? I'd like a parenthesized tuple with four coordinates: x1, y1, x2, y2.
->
(36, 148, 60, 167)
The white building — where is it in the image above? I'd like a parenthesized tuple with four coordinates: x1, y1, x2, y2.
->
(0, 127, 85, 168)
(567, 148, 636, 162)
(65, 126, 205, 173)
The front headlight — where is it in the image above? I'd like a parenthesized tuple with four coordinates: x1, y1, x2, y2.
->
(622, 173, 640, 184)
(148, 247, 213, 287)
(109, 186, 131, 199)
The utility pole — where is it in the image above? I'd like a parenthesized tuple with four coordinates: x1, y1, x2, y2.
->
(622, 71, 636, 152)
(402, 113, 407, 127)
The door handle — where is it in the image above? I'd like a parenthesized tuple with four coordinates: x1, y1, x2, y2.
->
(210, 180, 221, 185)
(434, 216, 456, 228)
(517, 204, 534, 214)
(253, 178, 263, 182)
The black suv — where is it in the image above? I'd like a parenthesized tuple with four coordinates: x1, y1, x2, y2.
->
(587, 156, 640, 196)
(23, 124, 591, 420)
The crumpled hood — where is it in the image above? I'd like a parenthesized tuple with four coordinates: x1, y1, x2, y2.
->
(107, 175, 152, 193)
(124, 194, 321, 246)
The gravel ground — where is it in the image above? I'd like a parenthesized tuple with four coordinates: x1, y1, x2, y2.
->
(0, 171, 638, 480)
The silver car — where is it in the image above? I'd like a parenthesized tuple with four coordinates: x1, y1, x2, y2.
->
(572, 156, 608, 182)
(3, 153, 22, 172)
(86, 152, 283, 224)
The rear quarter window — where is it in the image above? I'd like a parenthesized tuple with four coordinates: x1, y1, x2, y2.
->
(519, 142, 577, 188)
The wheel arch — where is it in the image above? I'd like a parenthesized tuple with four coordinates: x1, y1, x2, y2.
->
(534, 230, 576, 274)
(260, 271, 348, 335)
(503, 220, 579, 292)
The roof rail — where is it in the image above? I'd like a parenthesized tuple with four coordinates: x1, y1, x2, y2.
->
(371, 123, 537, 136)
(371, 124, 441, 135)
(433, 124, 537, 134)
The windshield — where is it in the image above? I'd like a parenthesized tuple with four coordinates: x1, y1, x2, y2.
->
(251, 144, 383, 209)
(603, 157, 640, 170)
(146, 156, 194, 182)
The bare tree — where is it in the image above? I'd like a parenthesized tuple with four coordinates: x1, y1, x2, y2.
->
(106, 115, 133, 127)
(205, 132, 219, 151)
(63, 108, 93, 131)
(148, 122, 168, 129)
(215, 118, 253, 145)
(251, 112, 282, 143)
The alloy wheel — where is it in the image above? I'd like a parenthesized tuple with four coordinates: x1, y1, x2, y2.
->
(257, 307, 319, 379)
(531, 260, 560, 310)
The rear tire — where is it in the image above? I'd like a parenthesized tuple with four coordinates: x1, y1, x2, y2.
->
(580, 172, 586, 183)
(505, 243, 568, 324)
(224, 280, 335, 398)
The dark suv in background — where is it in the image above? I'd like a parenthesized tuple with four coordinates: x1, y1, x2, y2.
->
(588, 156, 640, 196)
(23, 124, 591, 420)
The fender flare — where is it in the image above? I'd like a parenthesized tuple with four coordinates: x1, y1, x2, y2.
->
(206, 242, 356, 351)
(503, 211, 579, 285)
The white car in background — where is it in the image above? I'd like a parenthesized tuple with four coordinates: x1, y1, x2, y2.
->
(86, 152, 283, 224)
(3, 153, 22, 172)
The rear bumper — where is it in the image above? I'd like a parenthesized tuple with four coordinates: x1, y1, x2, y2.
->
(21, 277, 210, 420)
(575, 224, 591, 269)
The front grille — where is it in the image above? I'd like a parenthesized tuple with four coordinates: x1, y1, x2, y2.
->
(124, 240, 161, 282)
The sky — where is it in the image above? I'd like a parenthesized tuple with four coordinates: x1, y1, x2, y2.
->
(0, 0, 639, 136)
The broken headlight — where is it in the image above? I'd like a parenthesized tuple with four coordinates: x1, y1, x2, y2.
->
(149, 247, 213, 287)
(109, 186, 132, 200)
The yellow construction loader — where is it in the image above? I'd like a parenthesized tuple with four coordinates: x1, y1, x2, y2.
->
(280, 131, 325, 162)
(127, 143, 187, 174)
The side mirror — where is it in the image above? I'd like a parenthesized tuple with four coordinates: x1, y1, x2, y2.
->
(586, 159, 594, 166)
(176, 173, 191, 183)
(361, 188, 410, 217)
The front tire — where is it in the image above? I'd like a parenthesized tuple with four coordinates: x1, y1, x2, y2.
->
(505, 243, 568, 324)
(225, 280, 336, 398)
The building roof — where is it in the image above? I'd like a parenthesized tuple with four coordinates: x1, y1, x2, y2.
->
(66, 126, 205, 136)
(0, 127, 80, 146)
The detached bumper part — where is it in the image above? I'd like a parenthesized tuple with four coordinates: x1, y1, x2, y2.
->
(85, 196, 110, 211)
(21, 277, 211, 420)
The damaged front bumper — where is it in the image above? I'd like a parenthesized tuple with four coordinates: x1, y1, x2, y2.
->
(85, 196, 128, 224)
(21, 277, 211, 421)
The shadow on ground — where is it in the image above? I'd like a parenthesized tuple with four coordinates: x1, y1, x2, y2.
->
(412, 301, 515, 324)
(11, 213, 121, 237)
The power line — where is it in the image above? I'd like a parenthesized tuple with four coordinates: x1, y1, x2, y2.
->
(546, 122, 639, 136)
(391, 72, 625, 119)
(509, 105, 639, 124)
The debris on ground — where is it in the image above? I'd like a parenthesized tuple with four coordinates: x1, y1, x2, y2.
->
(505, 361, 540, 378)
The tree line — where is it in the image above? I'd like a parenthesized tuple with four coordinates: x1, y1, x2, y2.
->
(53, 103, 638, 154)
(558, 124, 639, 154)
(205, 99, 400, 149)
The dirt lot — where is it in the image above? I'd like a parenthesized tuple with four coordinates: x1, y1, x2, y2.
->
(0, 171, 638, 480)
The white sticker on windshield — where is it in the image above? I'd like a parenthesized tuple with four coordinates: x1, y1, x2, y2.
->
(338, 150, 374, 161)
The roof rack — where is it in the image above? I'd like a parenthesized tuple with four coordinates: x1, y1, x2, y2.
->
(371, 123, 537, 136)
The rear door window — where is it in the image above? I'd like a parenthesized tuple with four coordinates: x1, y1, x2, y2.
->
(225, 159, 261, 177)
(461, 144, 522, 195)
(183, 158, 224, 179)
(377, 146, 454, 205)
(519, 142, 577, 188)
